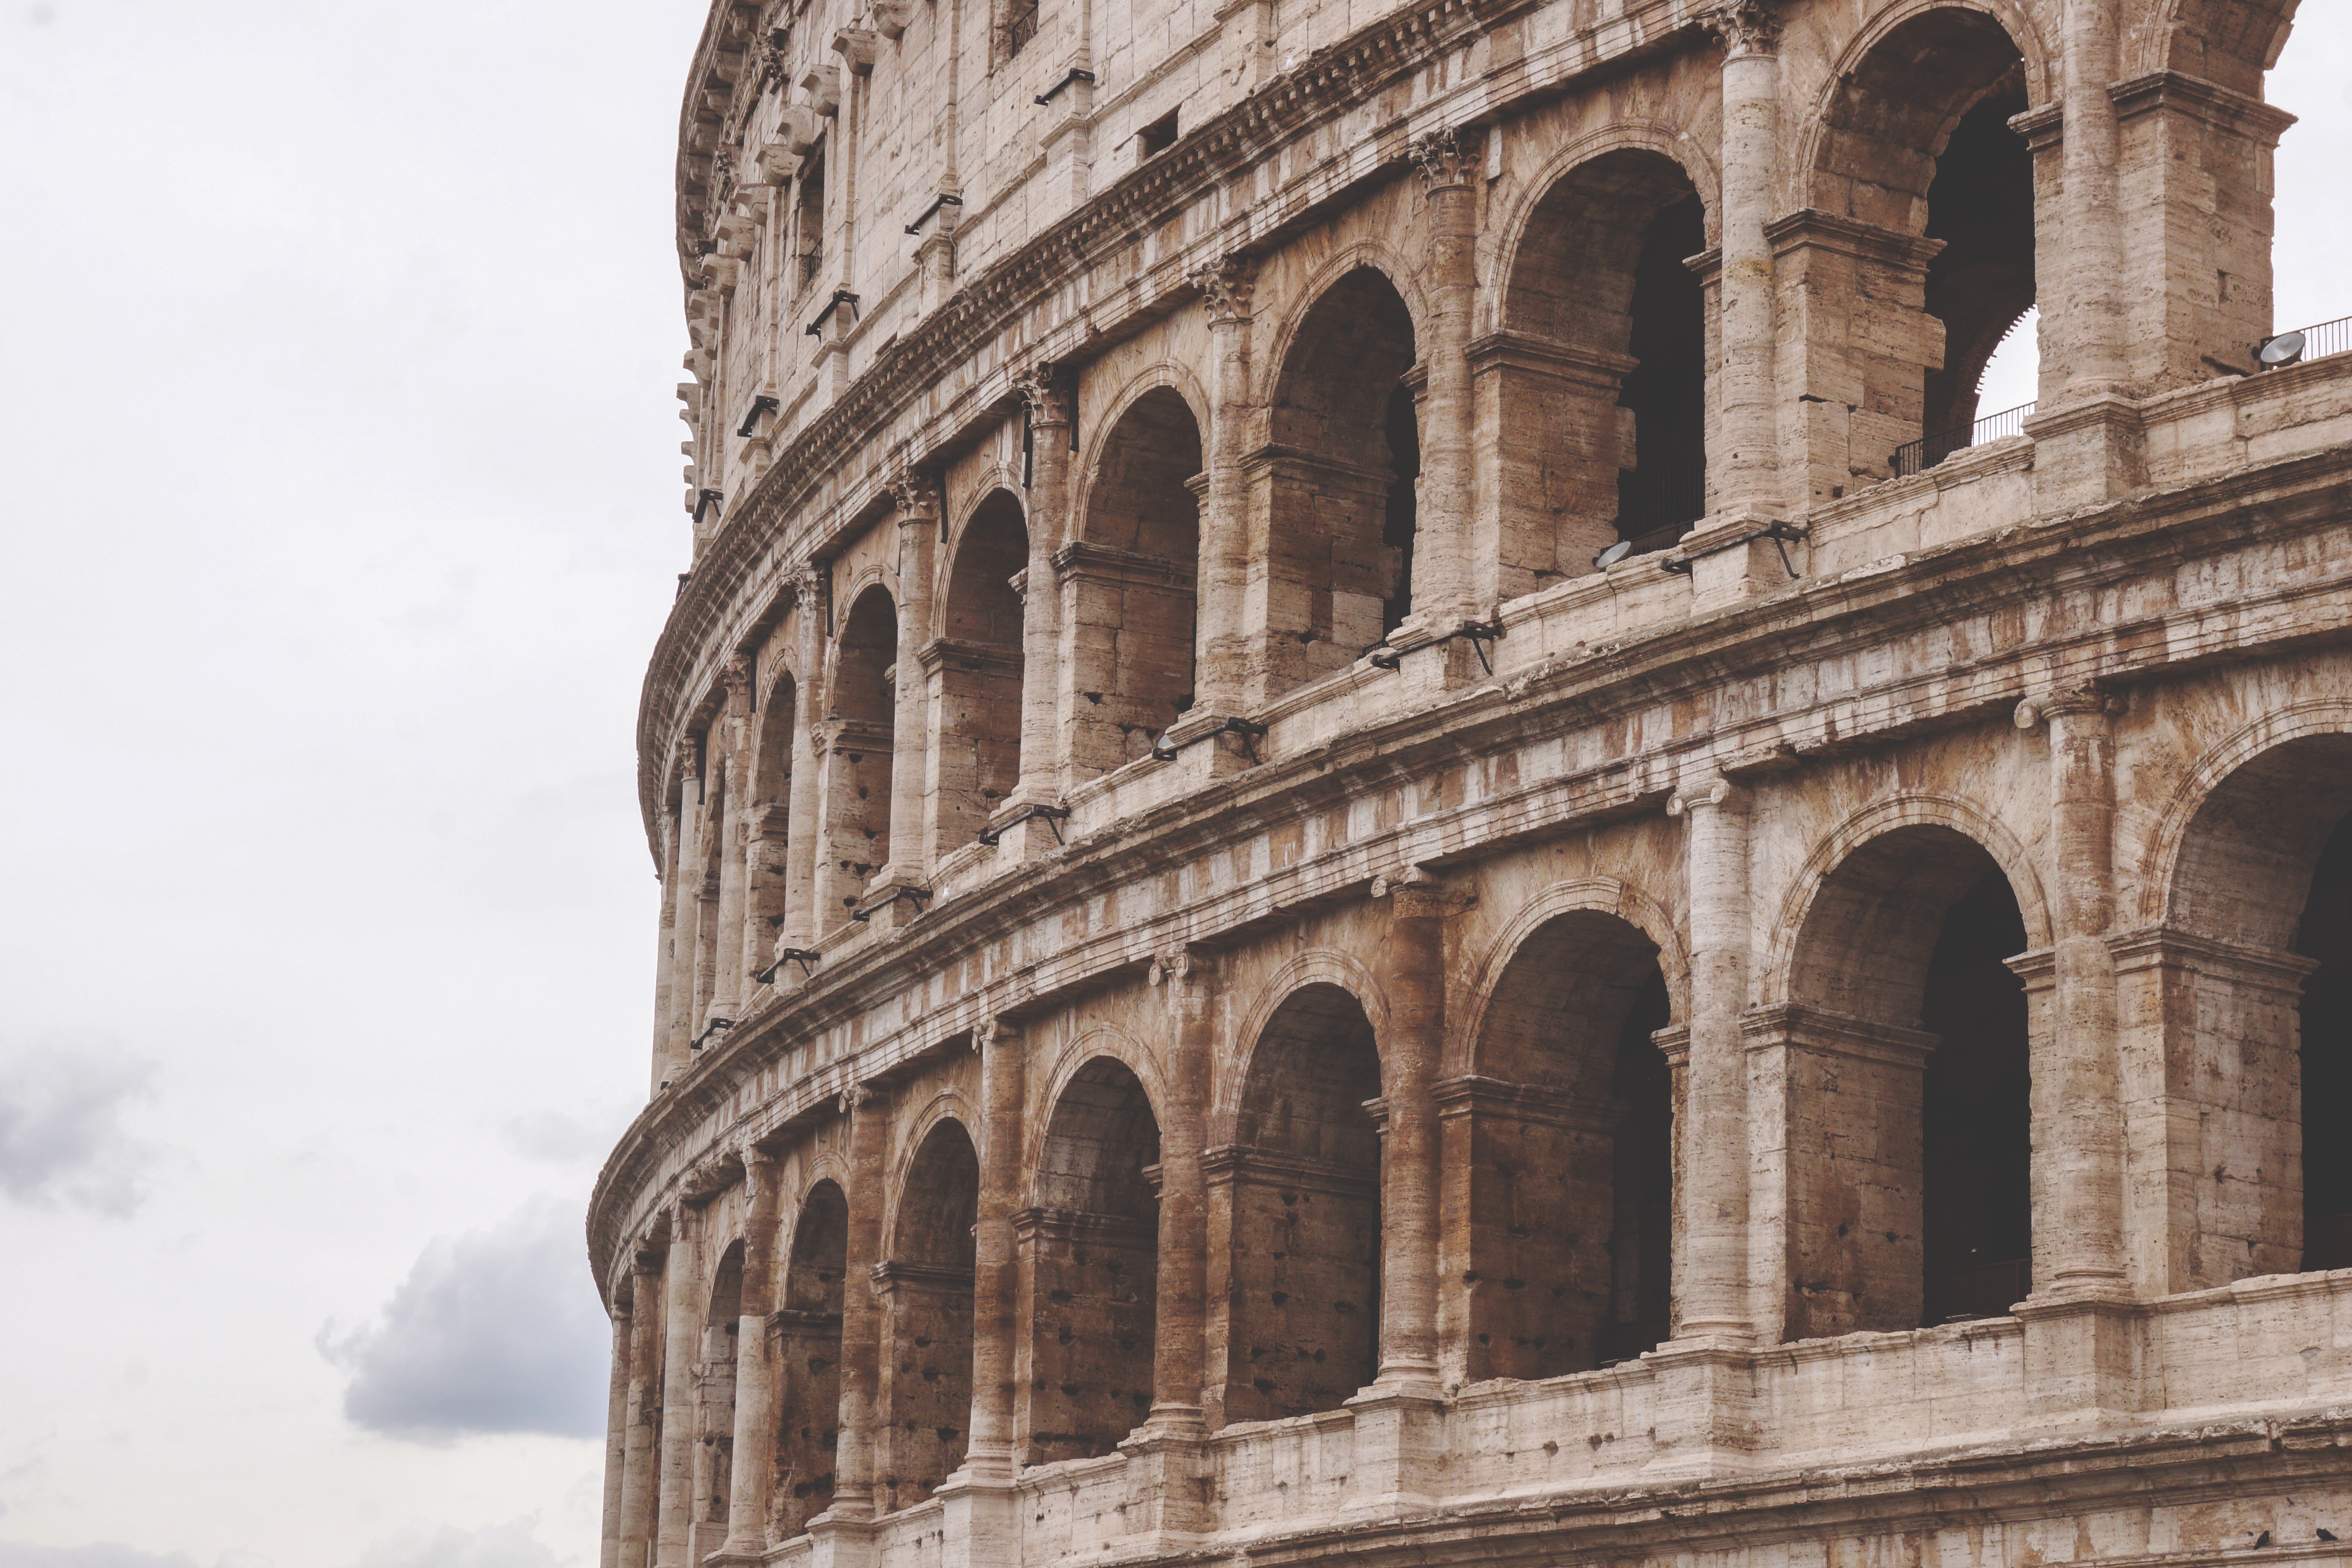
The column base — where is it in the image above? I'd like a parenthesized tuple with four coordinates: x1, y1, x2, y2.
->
(934, 1466, 1021, 1568)
(1339, 1382, 1445, 1517)
(1681, 506, 1803, 611)
(2015, 1286, 2144, 1420)
(802, 1509, 876, 1568)
(1638, 1337, 1757, 1477)
(2025, 394, 2147, 510)
(1116, 1422, 1214, 1536)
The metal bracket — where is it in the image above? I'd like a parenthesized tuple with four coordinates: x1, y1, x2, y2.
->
(849, 884, 933, 922)
(803, 289, 862, 338)
(1034, 67, 1095, 105)
(736, 394, 780, 437)
(976, 802, 1069, 847)
(904, 192, 965, 236)
(753, 947, 822, 984)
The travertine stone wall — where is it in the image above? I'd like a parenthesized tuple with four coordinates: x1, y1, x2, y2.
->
(599, 0, 2347, 1566)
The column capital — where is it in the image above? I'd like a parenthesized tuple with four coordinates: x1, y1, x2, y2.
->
(2016, 687, 2123, 727)
(974, 1013, 1023, 1048)
(1014, 359, 1072, 428)
(1407, 125, 1480, 192)
(721, 653, 753, 705)
(1702, 0, 1782, 58)
(1188, 254, 1257, 323)
(1149, 946, 1217, 987)
(1668, 773, 1751, 817)
(1372, 866, 1472, 918)
(889, 465, 941, 528)
(789, 559, 827, 612)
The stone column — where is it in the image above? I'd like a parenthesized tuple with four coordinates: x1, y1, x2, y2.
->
(1403, 127, 1480, 647)
(937, 1021, 1024, 1568)
(782, 564, 827, 963)
(655, 1209, 701, 1568)
(710, 657, 753, 1023)
(2034, 690, 2129, 1292)
(1367, 869, 1449, 1389)
(2026, 0, 2145, 501)
(865, 472, 938, 923)
(995, 365, 1068, 859)
(1183, 256, 1257, 751)
(825, 1083, 891, 1523)
(618, 1258, 664, 1568)
(1147, 949, 1212, 1431)
(601, 1299, 633, 1568)
(964, 1016, 1025, 1477)
(1667, 774, 1755, 1339)
(714, 1149, 785, 1564)
(1688, 0, 1790, 604)
(668, 738, 707, 1065)
(652, 809, 681, 1095)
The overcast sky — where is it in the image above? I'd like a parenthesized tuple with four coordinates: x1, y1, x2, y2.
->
(0, 5, 2345, 1566)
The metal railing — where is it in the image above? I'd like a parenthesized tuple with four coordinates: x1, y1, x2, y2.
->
(2261, 313, 2352, 368)
(1890, 398, 2036, 479)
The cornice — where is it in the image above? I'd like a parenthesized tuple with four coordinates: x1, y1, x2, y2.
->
(592, 445, 2352, 1283)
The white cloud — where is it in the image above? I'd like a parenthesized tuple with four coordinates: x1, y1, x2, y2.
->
(0, 1548, 265, 1568)
(0, 1042, 157, 1217)
(322, 1198, 610, 1443)
(345, 1517, 575, 1568)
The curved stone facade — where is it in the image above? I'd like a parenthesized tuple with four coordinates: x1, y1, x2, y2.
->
(594, 0, 2349, 1565)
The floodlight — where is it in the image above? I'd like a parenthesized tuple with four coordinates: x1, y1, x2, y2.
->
(1594, 539, 1636, 569)
(2259, 330, 2307, 369)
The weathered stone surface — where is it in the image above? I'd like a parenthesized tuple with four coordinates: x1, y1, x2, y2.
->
(604, 0, 2344, 1565)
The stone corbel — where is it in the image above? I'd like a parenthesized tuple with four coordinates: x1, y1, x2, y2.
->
(799, 63, 841, 116)
(756, 141, 804, 182)
(872, 0, 916, 39)
(778, 103, 820, 154)
(832, 26, 878, 75)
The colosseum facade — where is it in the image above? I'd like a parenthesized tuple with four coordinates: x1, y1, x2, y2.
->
(590, 0, 2347, 1565)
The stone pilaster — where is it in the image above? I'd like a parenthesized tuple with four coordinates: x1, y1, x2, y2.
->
(994, 365, 1068, 861)
(1187, 255, 1258, 768)
(710, 657, 753, 1023)
(712, 1149, 784, 1565)
(1668, 773, 1755, 1340)
(864, 472, 938, 926)
(821, 1083, 890, 1527)
(782, 564, 827, 964)
(600, 1299, 632, 1568)
(652, 807, 681, 1094)
(964, 1016, 1025, 1479)
(654, 1209, 700, 1568)
(1693, 0, 1790, 604)
(617, 1258, 664, 1568)
(1403, 127, 1481, 667)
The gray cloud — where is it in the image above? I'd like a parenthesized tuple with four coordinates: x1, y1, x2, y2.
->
(0, 1042, 156, 1216)
(498, 1109, 627, 1166)
(323, 1197, 608, 1443)
(346, 1518, 568, 1568)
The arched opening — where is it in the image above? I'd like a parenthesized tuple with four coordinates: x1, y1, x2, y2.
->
(1212, 983, 1382, 1424)
(695, 1241, 746, 1555)
(1802, 8, 2033, 483)
(1071, 388, 1202, 777)
(819, 588, 896, 931)
(880, 1121, 978, 1509)
(769, 1181, 847, 1542)
(934, 492, 1029, 850)
(1021, 1058, 1161, 1464)
(1460, 912, 1673, 1379)
(1258, 268, 1417, 697)
(1494, 150, 1706, 587)
(747, 672, 799, 980)
(2163, 732, 2352, 1285)
(1779, 825, 2031, 1337)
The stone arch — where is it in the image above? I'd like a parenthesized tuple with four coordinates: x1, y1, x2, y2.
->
(1490, 136, 1710, 586)
(1254, 259, 1422, 695)
(1212, 976, 1385, 1425)
(2131, 0, 2299, 94)
(1222, 949, 1392, 1131)
(1763, 793, 2051, 1004)
(1450, 887, 1679, 1376)
(745, 666, 801, 977)
(2136, 703, 2352, 1287)
(695, 1238, 748, 1543)
(770, 1177, 848, 1540)
(1027, 1021, 1170, 1175)
(817, 584, 897, 929)
(1454, 877, 1689, 1073)
(1767, 798, 2041, 1338)
(1065, 376, 1207, 779)
(1787, 3, 2040, 481)
(1020, 1054, 1163, 1465)
(878, 1114, 979, 1508)
(932, 488, 1030, 851)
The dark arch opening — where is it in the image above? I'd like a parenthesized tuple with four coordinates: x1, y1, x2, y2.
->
(747, 671, 799, 982)
(1784, 825, 2031, 1337)
(821, 587, 897, 929)
(1074, 387, 1203, 775)
(1466, 911, 1673, 1378)
(936, 492, 1029, 849)
(1497, 149, 1706, 584)
(1263, 268, 1417, 691)
(1808, 7, 2032, 477)
(1217, 983, 1382, 1423)
(697, 1241, 747, 1539)
(881, 1122, 978, 1509)
(769, 1181, 847, 1541)
(1023, 1058, 1162, 1464)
